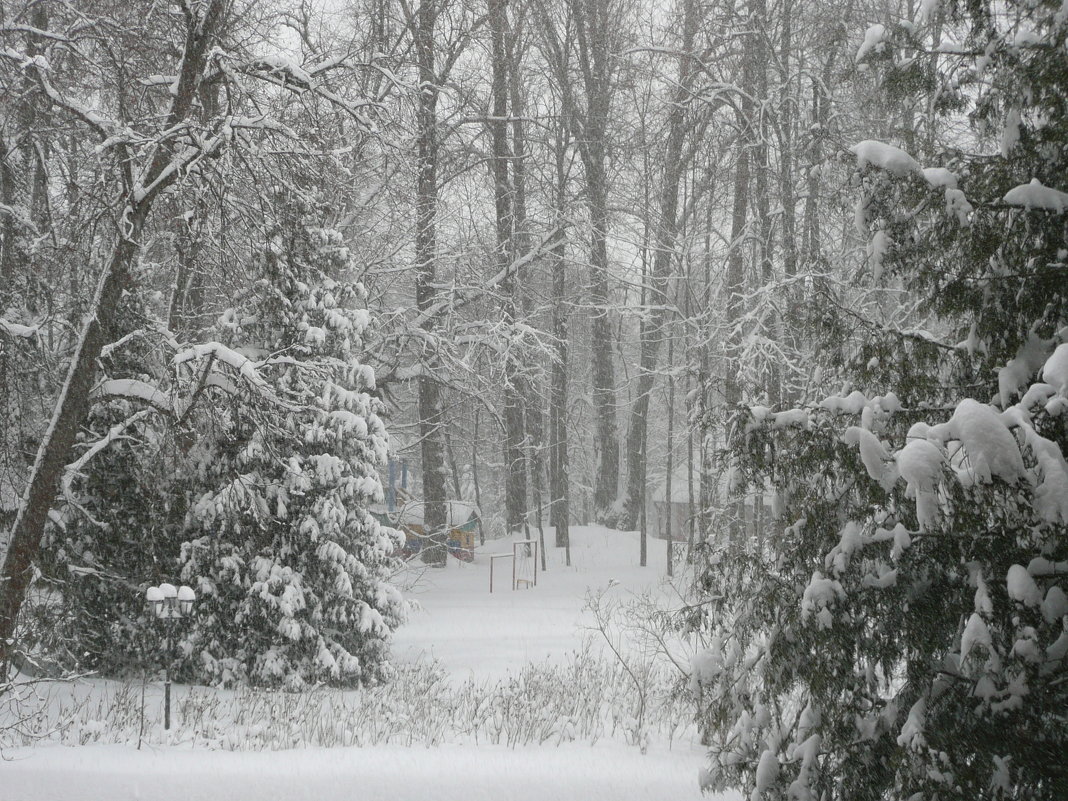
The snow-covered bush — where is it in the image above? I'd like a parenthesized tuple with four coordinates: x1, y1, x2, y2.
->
(696, 389, 1067, 800)
(694, 3, 1068, 799)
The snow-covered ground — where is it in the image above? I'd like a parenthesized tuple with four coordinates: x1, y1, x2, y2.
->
(1, 741, 718, 801)
(393, 524, 688, 677)
(2, 526, 737, 801)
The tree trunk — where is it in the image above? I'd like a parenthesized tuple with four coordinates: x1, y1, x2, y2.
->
(724, 0, 764, 410)
(568, 0, 619, 519)
(777, 0, 800, 406)
(779, 0, 797, 283)
(444, 427, 464, 499)
(722, 0, 764, 545)
(753, 0, 777, 409)
(666, 321, 675, 578)
(548, 114, 571, 562)
(472, 410, 486, 546)
(1, 232, 138, 672)
(585, 159, 619, 517)
(414, 0, 448, 564)
(490, 0, 527, 534)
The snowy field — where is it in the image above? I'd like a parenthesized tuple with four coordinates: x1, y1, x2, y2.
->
(392, 524, 689, 676)
(1, 526, 739, 801)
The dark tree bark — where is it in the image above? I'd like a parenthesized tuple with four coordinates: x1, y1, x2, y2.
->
(548, 104, 571, 562)
(569, 0, 620, 518)
(1, 3, 49, 301)
(752, 0, 775, 415)
(412, 0, 448, 564)
(472, 410, 486, 546)
(779, 0, 797, 284)
(665, 319, 675, 578)
(724, 0, 763, 411)
(721, 0, 764, 545)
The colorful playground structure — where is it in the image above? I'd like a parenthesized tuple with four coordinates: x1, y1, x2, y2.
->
(390, 500, 481, 561)
(372, 459, 482, 562)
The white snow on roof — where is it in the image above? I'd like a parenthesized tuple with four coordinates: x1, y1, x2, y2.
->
(395, 500, 479, 528)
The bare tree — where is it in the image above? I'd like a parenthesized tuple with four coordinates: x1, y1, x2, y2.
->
(534, 0, 629, 519)
(620, 0, 702, 533)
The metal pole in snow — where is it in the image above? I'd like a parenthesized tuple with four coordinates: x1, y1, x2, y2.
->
(164, 628, 171, 730)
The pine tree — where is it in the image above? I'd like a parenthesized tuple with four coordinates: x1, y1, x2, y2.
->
(692, 3, 1068, 799)
(179, 194, 405, 689)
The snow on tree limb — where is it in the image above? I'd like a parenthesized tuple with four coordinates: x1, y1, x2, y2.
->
(408, 224, 568, 330)
(855, 24, 887, 63)
(91, 379, 174, 416)
(850, 139, 922, 178)
(174, 341, 268, 388)
(0, 318, 39, 339)
(173, 341, 303, 412)
(60, 409, 153, 514)
(1003, 178, 1068, 212)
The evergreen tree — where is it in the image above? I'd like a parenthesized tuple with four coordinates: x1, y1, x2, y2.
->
(178, 194, 405, 689)
(32, 289, 182, 677)
(693, 3, 1068, 799)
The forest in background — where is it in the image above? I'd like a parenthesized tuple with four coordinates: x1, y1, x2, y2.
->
(2, 0, 908, 563)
